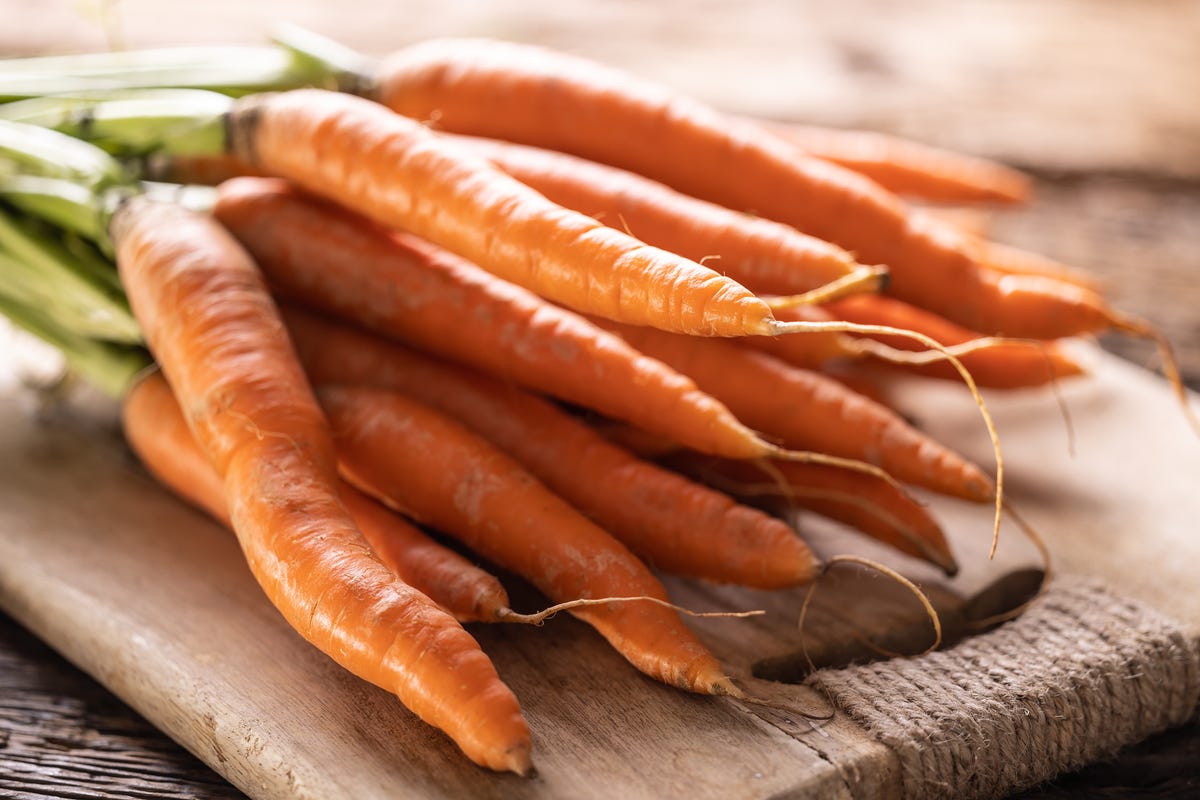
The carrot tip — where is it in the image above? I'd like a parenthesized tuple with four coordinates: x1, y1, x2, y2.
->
(505, 745, 535, 777)
(930, 548, 960, 578)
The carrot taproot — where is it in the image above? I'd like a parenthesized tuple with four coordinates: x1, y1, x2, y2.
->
(122, 369, 228, 523)
(596, 319, 993, 502)
(918, 206, 993, 240)
(339, 487, 512, 623)
(818, 360, 894, 408)
(664, 454, 957, 576)
(143, 152, 264, 186)
(742, 302, 1084, 390)
(971, 238, 1104, 291)
(284, 305, 818, 589)
(443, 133, 867, 295)
(121, 368, 512, 623)
(739, 304, 865, 369)
(212, 176, 835, 463)
(224, 89, 810, 337)
(319, 384, 738, 695)
(827, 294, 1086, 389)
(756, 121, 1034, 206)
(111, 196, 531, 774)
(371, 37, 1118, 339)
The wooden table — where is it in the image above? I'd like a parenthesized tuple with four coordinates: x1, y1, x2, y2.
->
(2, 1, 1198, 797)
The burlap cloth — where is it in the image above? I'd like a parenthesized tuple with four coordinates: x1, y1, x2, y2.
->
(806, 575, 1200, 799)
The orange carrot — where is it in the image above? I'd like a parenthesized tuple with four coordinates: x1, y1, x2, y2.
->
(122, 369, 228, 523)
(740, 304, 866, 369)
(758, 121, 1033, 206)
(212, 177, 810, 462)
(320, 384, 738, 695)
(597, 319, 993, 502)
(827, 294, 1086, 389)
(225, 89, 803, 337)
(144, 152, 264, 185)
(743, 302, 1084, 390)
(340, 488, 511, 623)
(917, 206, 993, 239)
(666, 454, 957, 576)
(122, 369, 511, 623)
(285, 305, 818, 589)
(972, 238, 1104, 291)
(445, 133, 865, 295)
(112, 196, 530, 774)
(372, 38, 1118, 338)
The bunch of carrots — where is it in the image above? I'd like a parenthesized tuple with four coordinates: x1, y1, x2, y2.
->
(0, 30, 1190, 774)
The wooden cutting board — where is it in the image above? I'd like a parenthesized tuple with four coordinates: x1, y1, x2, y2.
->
(0, 344, 1197, 799)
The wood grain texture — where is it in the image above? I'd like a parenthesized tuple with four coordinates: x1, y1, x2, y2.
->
(0, 347, 1196, 799)
(1, 0, 1198, 796)
(0, 392, 857, 800)
(0, 614, 245, 800)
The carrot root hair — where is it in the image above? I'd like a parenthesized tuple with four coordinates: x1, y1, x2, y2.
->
(764, 265, 889, 310)
(796, 554, 944, 670)
(768, 318, 1005, 556)
(850, 334, 1039, 366)
(762, 444, 908, 495)
(1112, 313, 1200, 436)
(967, 501, 1054, 630)
(705, 468, 959, 577)
(733, 553, 943, 726)
(496, 597, 764, 626)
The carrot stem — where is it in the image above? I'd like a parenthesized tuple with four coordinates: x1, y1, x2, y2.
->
(0, 208, 139, 343)
(0, 292, 148, 397)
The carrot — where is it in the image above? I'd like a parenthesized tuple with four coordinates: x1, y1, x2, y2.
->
(972, 238, 1104, 291)
(742, 302, 1084, 390)
(112, 196, 531, 774)
(665, 454, 957, 576)
(596, 319, 994, 502)
(122, 369, 512, 623)
(739, 304, 866, 369)
(339, 488, 512, 623)
(224, 89, 814, 337)
(319, 384, 737, 695)
(818, 360, 894, 408)
(918, 206, 993, 239)
(284, 305, 818, 589)
(144, 152, 264, 186)
(756, 121, 1034, 206)
(588, 418, 685, 461)
(827, 294, 1086, 389)
(122, 369, 229, 523)
(444, 133, 868, 295)
(371, 38, 1119, 339)
(212, 176, 837, 463)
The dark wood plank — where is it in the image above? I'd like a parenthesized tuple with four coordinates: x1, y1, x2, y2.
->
(0, 612, 244, 800)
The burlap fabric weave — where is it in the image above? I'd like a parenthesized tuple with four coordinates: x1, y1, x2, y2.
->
(806, 575, 1199, 799)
